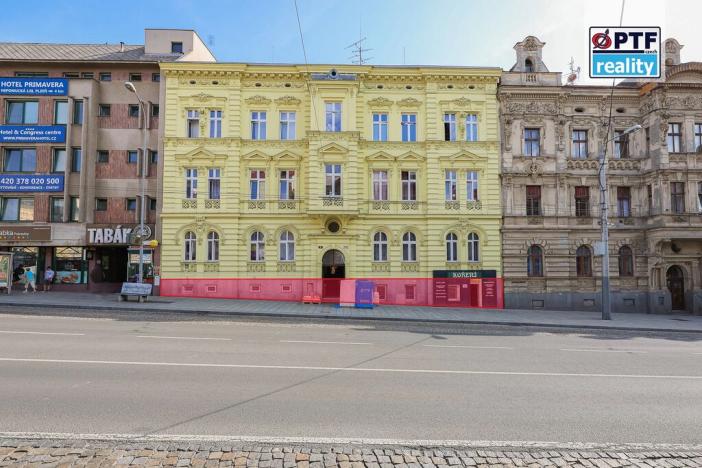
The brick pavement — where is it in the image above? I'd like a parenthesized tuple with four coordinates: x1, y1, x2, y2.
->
(1, 439, 701, 468)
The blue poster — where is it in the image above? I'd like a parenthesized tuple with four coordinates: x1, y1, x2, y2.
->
(0, 125, 66, 143)
(0, 174, 64, 192)
(0, 77, 68, 95)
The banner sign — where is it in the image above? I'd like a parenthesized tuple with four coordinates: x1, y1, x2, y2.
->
(0, 174, 64, 192)
(0, 253, 11, 290)
(433, 269, 497, 279)
(0, 125, 66, 143)
(0, 77, 68, 96)
(121, 282, 152, 296)
(87, 224, 154, 245)
(0, 226, 51, 241)
(589, 27, 661, 78)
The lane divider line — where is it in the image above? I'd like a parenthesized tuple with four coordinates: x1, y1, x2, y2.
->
(423, 345, 514, 350)
(560, 348, 648, 354)
(280, 340, 372, 346)
(136, 335, 232, 341)
(0, 330, 85, 336)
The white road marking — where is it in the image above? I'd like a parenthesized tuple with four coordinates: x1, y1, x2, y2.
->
(1, 357, 700, 380)
(280, 340, 372, 345)
(136, 335, 232, 341)
(0, 330, 85, 336)
(423, 344, 513, 350)
(560, 348, 648, 354)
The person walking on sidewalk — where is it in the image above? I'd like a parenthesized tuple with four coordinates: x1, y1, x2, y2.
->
(23, 267, 36, 293)
(43, 266, 55, 292)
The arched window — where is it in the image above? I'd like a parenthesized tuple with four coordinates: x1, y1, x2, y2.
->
(184, 231, 196, 262)
(373, 231, 388, 262)
(250, 231, 265, 262)
(527, 245, 543, 277)
(402, 232, 417, 262)
(618, 245, 633, 277)
(279, 230, 295, 261)
(468, 232, 480, 262)
(576, 245, 592, 277)
(207, 231, 219, 262)
(525, 58, 534, 72)
(446, 233, 458, 262)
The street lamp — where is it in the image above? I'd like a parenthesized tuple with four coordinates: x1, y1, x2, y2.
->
(125, 81, 148, 284)
(599, 123, 641, 320)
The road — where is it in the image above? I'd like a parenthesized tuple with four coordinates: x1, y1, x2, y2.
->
(1, 309, 701, 446)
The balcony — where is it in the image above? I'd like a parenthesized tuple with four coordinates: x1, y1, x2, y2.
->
(241, 199, 305, 214)
(366, 200, 427, 215)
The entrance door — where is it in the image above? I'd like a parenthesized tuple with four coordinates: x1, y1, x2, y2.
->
(666, 265, 685, 311)
(321, 249, 345, 300)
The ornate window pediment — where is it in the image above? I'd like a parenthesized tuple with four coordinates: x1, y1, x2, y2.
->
(396, 97, 422, 108)
(398, 151, 425, 162)
(319, 142, 349, 154)
(441, 150, 487, 162)
(274, 150, 302, 162)
(274, 95, 301, 106)
(366, 151, 395, 161)
(367, 97, 394, 107)
(242, 150, 272, 161)
(245, 95, 272, 106)
(181, 93, 227, 107)
(175, 146, 228, 165)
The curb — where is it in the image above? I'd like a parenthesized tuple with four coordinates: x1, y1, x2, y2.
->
(2, 300, 702, 334)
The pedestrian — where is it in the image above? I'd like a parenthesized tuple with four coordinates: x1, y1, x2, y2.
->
(23, 267, 36, 293)
(13, 263, 24, 283)
(43, 266, 55, 292)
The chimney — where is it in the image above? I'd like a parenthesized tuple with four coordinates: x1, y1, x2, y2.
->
(119, 41, 125, 53)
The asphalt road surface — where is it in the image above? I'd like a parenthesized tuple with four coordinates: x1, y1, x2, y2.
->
(1, 309, 701, 446)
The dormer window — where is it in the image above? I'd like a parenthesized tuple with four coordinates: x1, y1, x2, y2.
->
(171, 42, 183, 54)
(525, 58, 534, 73)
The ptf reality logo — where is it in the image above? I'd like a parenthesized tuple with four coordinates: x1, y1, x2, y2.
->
(589, 27, 661, 78)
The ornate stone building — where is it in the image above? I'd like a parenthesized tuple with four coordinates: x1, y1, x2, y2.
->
(501, 36, 702, 314)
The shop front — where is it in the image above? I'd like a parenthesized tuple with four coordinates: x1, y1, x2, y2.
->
(432, 270, 504, 308)
(0, 226, 50, 288)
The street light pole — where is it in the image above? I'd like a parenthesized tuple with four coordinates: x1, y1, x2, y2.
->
(125, 82, 147, 284)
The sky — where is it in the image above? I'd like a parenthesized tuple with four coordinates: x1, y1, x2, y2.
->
(3, 0, 700, 84)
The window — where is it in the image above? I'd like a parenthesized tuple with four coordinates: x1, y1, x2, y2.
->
(645, 127, 650, 156)
(185, 168, 197, 199)
(6, 101, 38, 124)
(618, 245, 634, 277)
(525, 58, 534, 72)
(98, 104, 111, 117)
(468, 232, 480, 262)
(671, 182, 685, 214)
(401, 171, 417, 201)
(698, 182, 702, 213)
(527, 245, 543, 277)
(151, 104, 159, 118)
(151, 73, 160, 82)
(466, 171, 479, 201)
(207, 231, 220, 262)
(186, 110, 199, 138)
(126, 198, 137, 211)
(171, 42, 184, 54)
(280, 112, 296, 140)
(149, 198, 157, 211)
(575, 186, 590, 217)
(209, 110, 222, 138)
(54, 101, 68, 124)
(127, 150, 138, 164)
(69, 197, 79, 222)
(526, 185, 541, 216)
(63, 72, 79, 78)
(617, 187, 631, 217)
(128, 104, 140, 118)
(325, 102, 341, 132)
(402, 232, 417, 262)
(97, 150, 109, 163)
(667, 123, 682, 153)
(70, 148, 82, 173)
(184, 232, 196, 262)
(14, 72, 48, 77)
(370, 170, 387, 201)
(571, 129, 588, 159)
(694, 123, 702, 152)
(1, 198, 33, 222)
(647, 184, 653, 214)
(373, 232, 388, 262)
(52, 149, 66, 172)
(81, 72, 94, 79)
(614, 130, 629, 158)
(73, 100, 83, 124)
(149, 150, 158, 164)
(465, 114, 478, 141)
(325, 164, 342, 197)
(446, 233, 458, 262)
(576, 245, 592, 277)
(50, 197, 64, 222)
(524, 128, 540, 156)
(251, 111, 266, 140)
(445, 170, 457, 201)
(372, 113, 388, 141)
(4, 148, 36, 172)
(208, 168, 221, 200)
(95, 198, 107, 211)
(99, 72, 111, 81)
(279, 231, 295, 261)
(279, 170, 295, 200)
(443, 113, 456, 141)
(250, 170, 266, 200)
(129, 73, 142, 82)
(401, 113, 417, 142)
(250, 231, 265, 261)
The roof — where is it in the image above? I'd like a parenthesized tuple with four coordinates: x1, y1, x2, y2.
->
(0, 42, 182, 63)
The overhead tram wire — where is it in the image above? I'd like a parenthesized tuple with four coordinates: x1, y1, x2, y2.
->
(292, 0, 321, 140)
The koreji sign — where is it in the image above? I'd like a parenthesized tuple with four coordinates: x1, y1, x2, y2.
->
(0, 174, 64, 192)
(433, 269, 497, 279)
(0, 125, 66, 143)
(87, 224, 154, 245)
(0, 77, 68, 96)
(589, 27, 661, 78)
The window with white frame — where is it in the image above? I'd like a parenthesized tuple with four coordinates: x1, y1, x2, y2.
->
(614, 130, 629, 158)
(694, 123, 702, 152)
(466, 171, 479, 201)
(402, 232, 417, 262)
(446, 232, 458, 262)
(373, 231, 388, 262)
(185, 168, 197, 199)
(698, 182, 702, 213)
(251, 111, 267, 140)
(279, 230, 295, 261)
(401, 113, 417, 142)
(209, 110, 222, 138)
(325, 164, 342, 197)
(667, 123, 682, 153)
(249, 170, 266, 200)
(207, 231, 219, 261)
(6, 101, 38, 124)
(571, 129, 588, 159)
(372, 113, 388, 141)
(280, 111, 296, 140)
(184, 231, 196, 261)
(445, 170, 457, 201)
(372, 170, 388, 201)
(465, 114, 478, 141)
(325, 102, 341, 132)
(443, 113, 457, 141)
(468, 232, 480, 262)
(250, 231, 265, 261)
(279, 170, 295, 200)
(401, 171, 417, 201)
(208, 168, 220, 200)
(524, 128, 540, 156)
(186, 110, 199, 138)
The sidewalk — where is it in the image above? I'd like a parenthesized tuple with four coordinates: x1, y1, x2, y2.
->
(1, 291, 702, 333)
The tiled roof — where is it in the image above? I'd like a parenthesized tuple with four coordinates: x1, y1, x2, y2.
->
(0, 43, 181, 63)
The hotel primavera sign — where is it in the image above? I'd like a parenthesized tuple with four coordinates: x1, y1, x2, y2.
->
(0, 77, 68, 96)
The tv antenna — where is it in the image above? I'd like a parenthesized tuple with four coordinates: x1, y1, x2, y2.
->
(347, 34, 372, 65)
(565, 56, 581, 85)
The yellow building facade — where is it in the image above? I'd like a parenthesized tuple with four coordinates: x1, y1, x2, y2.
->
(159, 62, 503, 307)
